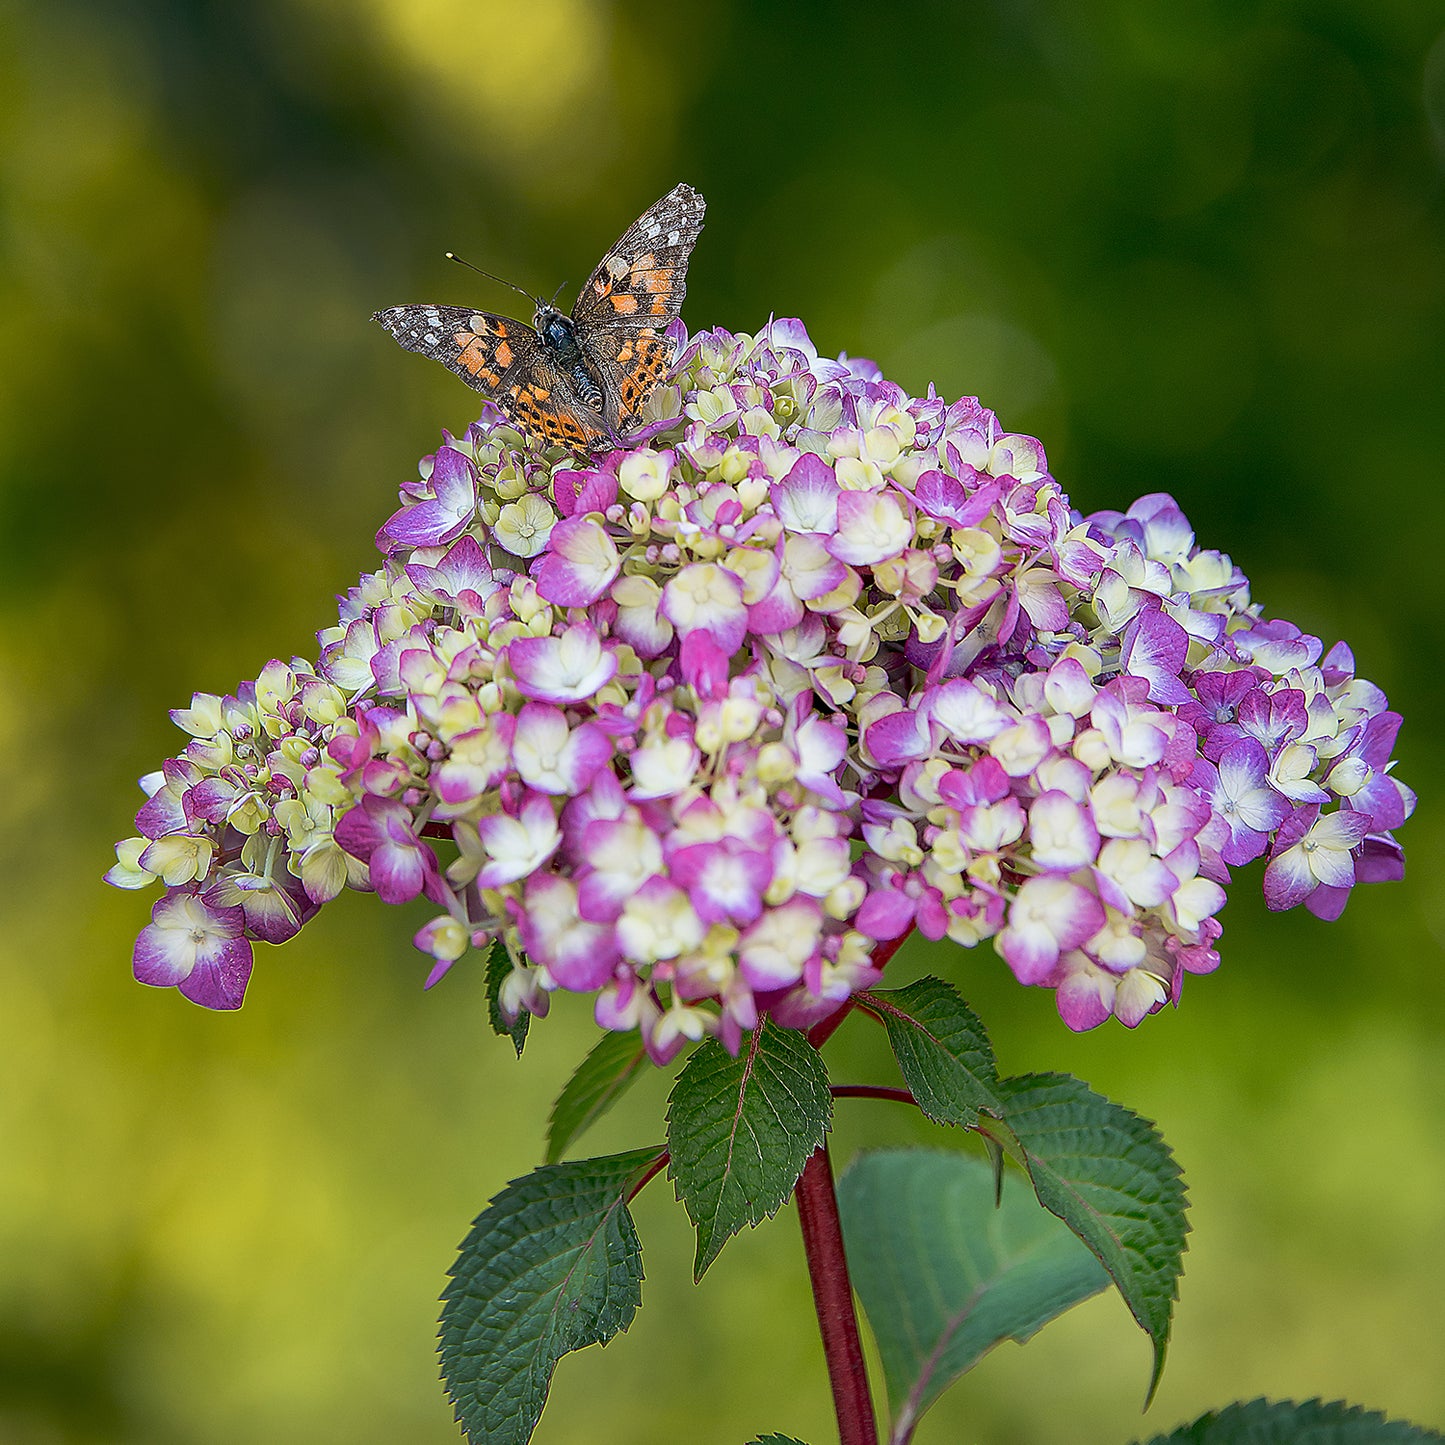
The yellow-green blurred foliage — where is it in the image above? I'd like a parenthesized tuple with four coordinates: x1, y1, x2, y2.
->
(4, 1, 1443, 1440)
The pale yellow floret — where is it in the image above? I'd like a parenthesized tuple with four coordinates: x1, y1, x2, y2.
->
(171, 693, 227, 738)
(754, 741, 797, 786)
(143, 834, 215, 887)
(107, 837, 156, 889)
(825, 877, 867, 920)
(493, 495, 557, 558)
(618, 451, 673, 502)
(724, 546, 777, 605)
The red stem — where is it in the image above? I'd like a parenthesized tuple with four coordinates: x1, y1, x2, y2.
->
(792, 926, 915, 1445)
(627, 1149, 669, 1203)
(794, 1141, 879, 1445)
(831, 1084, 916, 1106)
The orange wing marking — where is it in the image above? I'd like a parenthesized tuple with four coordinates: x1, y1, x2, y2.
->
(453, 331, 501, 385)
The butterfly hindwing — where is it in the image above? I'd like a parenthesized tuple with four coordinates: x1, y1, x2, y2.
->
(503, 354, 611, 452)
(596, 330, 676, 432)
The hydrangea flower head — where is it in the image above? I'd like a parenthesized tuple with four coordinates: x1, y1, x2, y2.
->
(109, 318, 1415, 1059)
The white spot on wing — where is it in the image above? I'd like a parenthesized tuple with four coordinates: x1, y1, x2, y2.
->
(606, 255, 629, 278)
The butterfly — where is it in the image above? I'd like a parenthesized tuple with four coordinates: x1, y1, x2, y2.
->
(374, 183, 705, 454)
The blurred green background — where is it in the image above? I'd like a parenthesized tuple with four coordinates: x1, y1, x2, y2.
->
(4, 1, 1444, 1441)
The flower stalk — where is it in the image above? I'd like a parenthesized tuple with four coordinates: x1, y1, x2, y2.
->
(795, 1140, 878, 1445)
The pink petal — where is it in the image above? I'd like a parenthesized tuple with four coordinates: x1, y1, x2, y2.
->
(370, 840, 429, 904)
(679, 630, 733, 699)
(1055, 966, 1114, 1031)
(854, 888, 915, 940)
(865, 709, 933, 767)
(998, 925, 1061, 986)
(770, 452, 840, 532)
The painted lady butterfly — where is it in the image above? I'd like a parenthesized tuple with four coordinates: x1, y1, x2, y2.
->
(374, 183, 705, 454)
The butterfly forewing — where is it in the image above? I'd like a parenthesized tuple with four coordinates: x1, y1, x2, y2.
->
(373, 305, 534, 393)
(572, 182, 706, 335)
(572, 184, 706, 433)
(372, 304, 609, 450)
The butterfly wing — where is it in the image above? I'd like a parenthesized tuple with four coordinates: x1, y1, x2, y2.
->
(373, 304, 607, 452)
(570, 182, 706, 431)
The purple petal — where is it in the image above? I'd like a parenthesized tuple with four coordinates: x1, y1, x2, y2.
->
(133, 919, 199, 987)
(1356, 833, 1405, 885)
(370, 840, 430, 904)
(334, 801, 382, 860)
(1353, 773, 1413, 833)
(1120, 603, 1191, 705)
(1304, 884, 1351, 922)
(1263, 845, 1317, 911)
(176, 939, 254, 1009)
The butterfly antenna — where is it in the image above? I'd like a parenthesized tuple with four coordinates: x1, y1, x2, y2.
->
(548, 279, 568, 308)
(444, 252, 542, 308)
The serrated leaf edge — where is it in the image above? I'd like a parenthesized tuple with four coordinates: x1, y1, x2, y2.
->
(666, 1023, 832, 1278)
(1001, 1072, 1188, 1403)
(440, 1150, 658, 1444)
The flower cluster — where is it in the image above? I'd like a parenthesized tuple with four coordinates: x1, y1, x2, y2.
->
(108, 318, 1414, 1059)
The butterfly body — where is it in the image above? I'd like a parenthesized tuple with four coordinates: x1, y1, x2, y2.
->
(532, 306, 606, 414)
(375, 183, 706, 454)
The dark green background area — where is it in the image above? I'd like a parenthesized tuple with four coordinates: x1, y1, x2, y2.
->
(4, 2, 1442, 1441)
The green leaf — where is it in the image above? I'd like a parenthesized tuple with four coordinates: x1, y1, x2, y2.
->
(1000, 1073, 1187, 1404)
(861, 976, 1002, 1129)
(667, 1020, 832, 1279)
(484, 939, 529, 1057)
(440, 1147, 659, 1445)
(545, 1030, 649, 1163)
(839, 1148, 1109, 1442)
(747, 1436, 811, 1445)
(1133, 1397, 1445, 1444)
